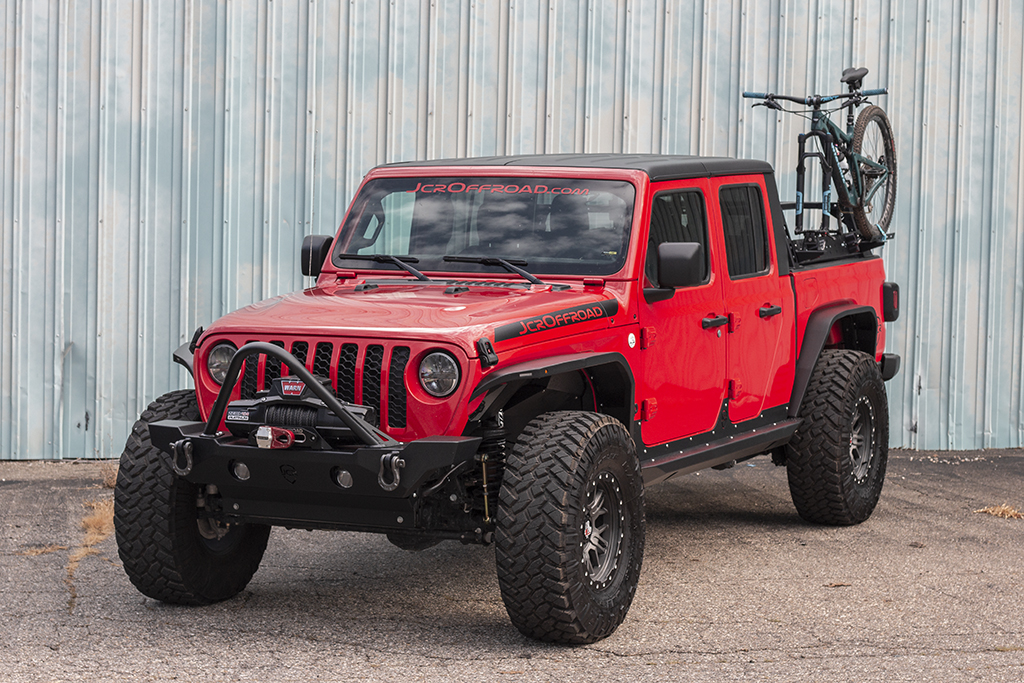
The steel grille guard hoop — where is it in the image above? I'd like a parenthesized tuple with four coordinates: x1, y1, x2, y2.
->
(204, 341, 397, 447)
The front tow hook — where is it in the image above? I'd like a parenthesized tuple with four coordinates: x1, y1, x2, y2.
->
(378, 453, 406, 492)
(171, 439, 194, 476)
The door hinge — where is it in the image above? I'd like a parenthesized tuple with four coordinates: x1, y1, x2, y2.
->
(728, 379, 738, 399)
(641, 398, 658, 421)
(641, 326, 656, 349)
(728, 312, 739, 333)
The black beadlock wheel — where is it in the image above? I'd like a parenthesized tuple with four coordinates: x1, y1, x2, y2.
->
(851, 105, 898, 242)
(114, 390, 271, 605)
(495, 411, 645, 644)
(785, 350, 889, 526)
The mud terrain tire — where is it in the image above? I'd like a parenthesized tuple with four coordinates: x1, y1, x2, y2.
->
(114, 390, 270, 604)
(495, 411, 645, 644)
(786, 350, 889, 525)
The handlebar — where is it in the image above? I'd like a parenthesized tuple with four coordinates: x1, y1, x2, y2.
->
(743, 87, 887, 106)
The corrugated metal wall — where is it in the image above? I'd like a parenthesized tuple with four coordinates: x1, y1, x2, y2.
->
(2, 0, 1022, 459)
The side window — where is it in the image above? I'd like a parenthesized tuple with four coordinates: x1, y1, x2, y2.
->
(719, 185, 769, 278)
(645, 190, 709, 288)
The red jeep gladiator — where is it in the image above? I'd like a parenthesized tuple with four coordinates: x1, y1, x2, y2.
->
(115, 154, 900, 643)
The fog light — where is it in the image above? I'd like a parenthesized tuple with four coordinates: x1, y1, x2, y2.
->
(231, 461, 251, 481)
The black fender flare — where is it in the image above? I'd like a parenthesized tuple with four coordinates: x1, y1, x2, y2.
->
(172, 326, 204, 379)
(173, 341, 194, 378)
(469, 351, 636, 427)
(788, 304, 878, 418)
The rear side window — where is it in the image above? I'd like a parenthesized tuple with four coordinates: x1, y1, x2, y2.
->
(719, 185, 769, 278)
(645, 190, 709, 288)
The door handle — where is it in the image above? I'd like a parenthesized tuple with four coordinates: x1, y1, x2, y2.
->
(758, 305, 783, 318)
(701, 314, 729, 329)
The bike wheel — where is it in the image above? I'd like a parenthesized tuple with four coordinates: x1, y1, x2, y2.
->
(851, 105, 897, 241)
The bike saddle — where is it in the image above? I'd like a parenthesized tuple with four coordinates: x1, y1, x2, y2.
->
(841, 67, 869, 89)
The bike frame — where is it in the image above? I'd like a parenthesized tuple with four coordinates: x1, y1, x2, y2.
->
(744, 87, 888, 240)
(795, 98, 888, 236)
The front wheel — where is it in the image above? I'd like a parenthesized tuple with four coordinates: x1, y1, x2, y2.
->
(495, 411, 645, 644)
(114, 390, 271, 604)
(850, 105, 897, 241)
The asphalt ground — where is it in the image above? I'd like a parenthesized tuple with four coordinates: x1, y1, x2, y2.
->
(1, 449, 1022, 682)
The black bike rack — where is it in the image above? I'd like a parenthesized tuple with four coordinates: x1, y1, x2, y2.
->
(794, 129, 839, 236)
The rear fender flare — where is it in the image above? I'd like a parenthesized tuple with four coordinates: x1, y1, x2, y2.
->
(789, 304, 878, 418)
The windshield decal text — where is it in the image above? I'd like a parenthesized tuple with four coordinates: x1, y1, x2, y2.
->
(494, 299, 618, 343)
(408, 182, 589, 196)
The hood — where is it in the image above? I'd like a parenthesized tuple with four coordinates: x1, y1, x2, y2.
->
(204, 278, 624, 355)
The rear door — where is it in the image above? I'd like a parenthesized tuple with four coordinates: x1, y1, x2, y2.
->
(711, 177, 795, 423)
(639, 181, 728, 445)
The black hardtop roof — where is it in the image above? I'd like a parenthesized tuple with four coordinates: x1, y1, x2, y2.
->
(381, 154, 775, 182)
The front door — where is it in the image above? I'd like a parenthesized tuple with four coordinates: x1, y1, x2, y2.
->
(639, 181, 728, 446)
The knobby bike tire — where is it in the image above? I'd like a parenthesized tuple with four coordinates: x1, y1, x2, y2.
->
(850, 105, 897, 241)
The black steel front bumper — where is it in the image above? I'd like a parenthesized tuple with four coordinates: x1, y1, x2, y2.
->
(150, 420, 480, 531)
(150, 341, 482, 534)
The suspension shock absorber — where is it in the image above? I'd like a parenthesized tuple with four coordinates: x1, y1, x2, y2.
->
(476, 412, 506, 524)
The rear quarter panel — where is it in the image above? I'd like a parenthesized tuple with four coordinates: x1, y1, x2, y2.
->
(791, 257, 887, 360)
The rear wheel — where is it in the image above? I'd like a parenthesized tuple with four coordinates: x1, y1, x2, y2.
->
(114, 390, 271, 604)
(850, 105, 897, 241)
(495, 411, 645, 644)
(786, 350, 889, 525)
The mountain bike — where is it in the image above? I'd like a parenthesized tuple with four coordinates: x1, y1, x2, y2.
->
(744, 67, 896, 255)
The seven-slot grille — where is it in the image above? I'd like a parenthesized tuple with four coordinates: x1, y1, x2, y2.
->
(236, 340, 412, 430)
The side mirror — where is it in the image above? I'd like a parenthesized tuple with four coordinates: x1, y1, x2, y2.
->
(657, 242, 704, 289)
(301, 235, 333, 277)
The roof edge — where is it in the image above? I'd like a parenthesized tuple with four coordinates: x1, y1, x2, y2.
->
(380, 154, 775, 181)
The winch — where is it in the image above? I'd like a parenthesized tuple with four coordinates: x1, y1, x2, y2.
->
(223, 375, 377, 450)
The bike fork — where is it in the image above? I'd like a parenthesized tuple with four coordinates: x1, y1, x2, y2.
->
(795, 130, 835, 243)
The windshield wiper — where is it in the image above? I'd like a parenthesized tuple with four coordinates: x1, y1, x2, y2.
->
(443, 256, 569, 290)
(338, 254, 432, 281)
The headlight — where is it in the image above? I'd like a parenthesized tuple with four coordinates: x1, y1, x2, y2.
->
(206, 343, 237, 385)
(419, 352, 460, 397)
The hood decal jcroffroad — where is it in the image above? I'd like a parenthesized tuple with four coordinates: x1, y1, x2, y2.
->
(494, 299, 618, 342)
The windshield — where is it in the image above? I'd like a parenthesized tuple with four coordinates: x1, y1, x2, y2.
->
(332, 177, 636, 276)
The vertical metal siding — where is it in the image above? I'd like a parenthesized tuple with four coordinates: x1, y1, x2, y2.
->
(2, 0, 1022, 458)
